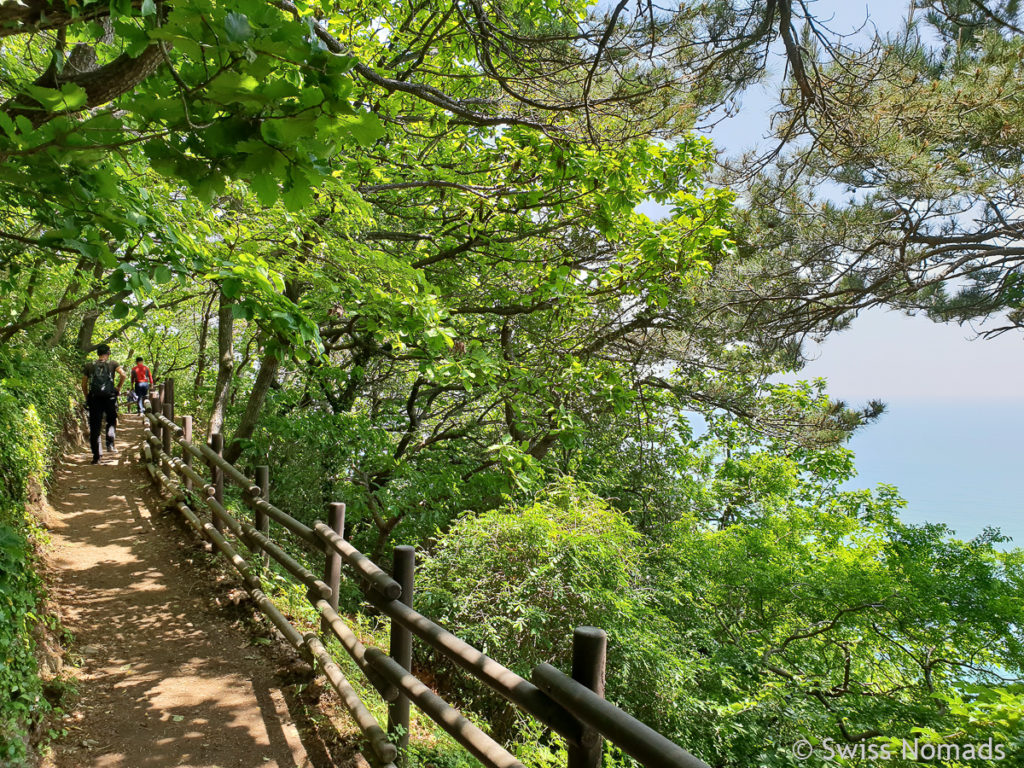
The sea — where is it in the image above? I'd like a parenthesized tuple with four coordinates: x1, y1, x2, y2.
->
(843, 400, 1023, 546)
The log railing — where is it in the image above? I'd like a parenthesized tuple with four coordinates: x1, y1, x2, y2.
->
(139, 380, 708, 768)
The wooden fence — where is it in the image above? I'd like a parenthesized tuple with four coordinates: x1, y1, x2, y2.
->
(139, 379, 709, 768)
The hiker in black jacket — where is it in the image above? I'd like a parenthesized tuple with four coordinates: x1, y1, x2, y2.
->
(81, 344, 127, 464)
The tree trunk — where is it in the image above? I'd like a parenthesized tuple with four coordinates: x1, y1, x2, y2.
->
(48, 303, 74, 348)
(223, 351, 280, 464)
(193, 291, 215, 394)
(74, 261, 112, 352)
(76, 308, 100, 352)
(206, 289, 234, 437)
(4, 43, 164, 128)
(221, 277, 304, 463)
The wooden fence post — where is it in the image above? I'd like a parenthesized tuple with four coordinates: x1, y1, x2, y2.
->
(567, 626, 607, 768)
(149, 392, 161, 444)
(162, 402, 173, 476)
(388, 545, 415, 760)
(164, 378, 175, 475)
(181, 415, 193, 492)
(321, 502, 345, 635)
(164, 377, 175, 420)
(254, 465, 270, 569)
(210, 432, 224, 532)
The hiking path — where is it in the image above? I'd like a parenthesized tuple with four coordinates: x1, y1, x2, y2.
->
(38, 416, 348, 768)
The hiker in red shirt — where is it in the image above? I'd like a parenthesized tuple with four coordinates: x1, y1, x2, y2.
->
(130, 357, 153, 416)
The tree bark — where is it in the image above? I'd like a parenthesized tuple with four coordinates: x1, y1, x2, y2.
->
(221, 276, 306, 463)
(206, 289, 235, 437)
(4, 43, 164, 129)
(49, 255, 95, 348)
(69, 288, 132, 352)
(223, 351, 280, 465)
(76, 308, 100, 352)
(193, 291, 215, 395)
(0, 1, 135, 39)
(0, 285, 107, 344)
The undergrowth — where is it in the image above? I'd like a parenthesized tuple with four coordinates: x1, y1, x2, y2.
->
(0, 348, 78, 764)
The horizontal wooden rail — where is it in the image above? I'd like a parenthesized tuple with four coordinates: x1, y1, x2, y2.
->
(204, 493, 333, 602)
(314, 599, 399, 702)
(169, 455, 214, 496)
(364, 589, 583, 744)
(306, 634, 398, 766)
(313, 522, 402, 601)
(534, 664, 710, 768)
(245, 496, 321, 549)
(149, 409, 182, 435)
(365, 648, 524, 768)
(176, 438, 207, 465)
(196, 441, 263, 498)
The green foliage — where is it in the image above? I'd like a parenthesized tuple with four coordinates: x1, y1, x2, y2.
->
(727, 7, 1024, 340)
(419, 477, 642, 662)
(0, 348, 77, 763)
(652, 510, 1023, 766)
(3, 3, 1022, 766)
(418, 455, 1024, 767)
(417, 478, 685, 755)
(0, 520, 41, 765)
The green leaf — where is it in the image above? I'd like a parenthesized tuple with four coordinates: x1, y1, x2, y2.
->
(24, 84, 87, 112)
(111, 302, 130, 320)
(0, 111, 16, 138)
(221, 278, 242, 299)
(282, 179, 313, 212)
(339, 112, 385, 147)
(225, 12, 253, 43)
(260, 115, 317, 146)
(97, 244, 118, 269)
(249, 172, 279, 206)
(141, 0, 157, 16)
(207, 72, 262, 105)
(154, 265, 172, 284)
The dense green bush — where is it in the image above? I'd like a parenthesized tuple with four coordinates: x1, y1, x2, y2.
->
(0, 349, 77, 764)
(416, 478, 688, 757)
(418, 477, 645, 664)
(417, 476, 1024, 768)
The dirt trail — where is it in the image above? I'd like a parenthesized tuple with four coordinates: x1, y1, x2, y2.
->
(40, 416, 327, 768)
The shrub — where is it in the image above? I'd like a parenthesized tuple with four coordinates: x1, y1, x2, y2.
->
(0, 519, 44, 764)
(416, 478, 688, 761)
(0, 349, 77, 764)
(418, 477, 643, 664)
(416, 475, 1024, 768)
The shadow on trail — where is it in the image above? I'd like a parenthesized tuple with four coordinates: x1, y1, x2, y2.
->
(45, 419, 345, 768)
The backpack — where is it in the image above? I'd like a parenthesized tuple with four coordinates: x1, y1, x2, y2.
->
(89, 361, 117, 397)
